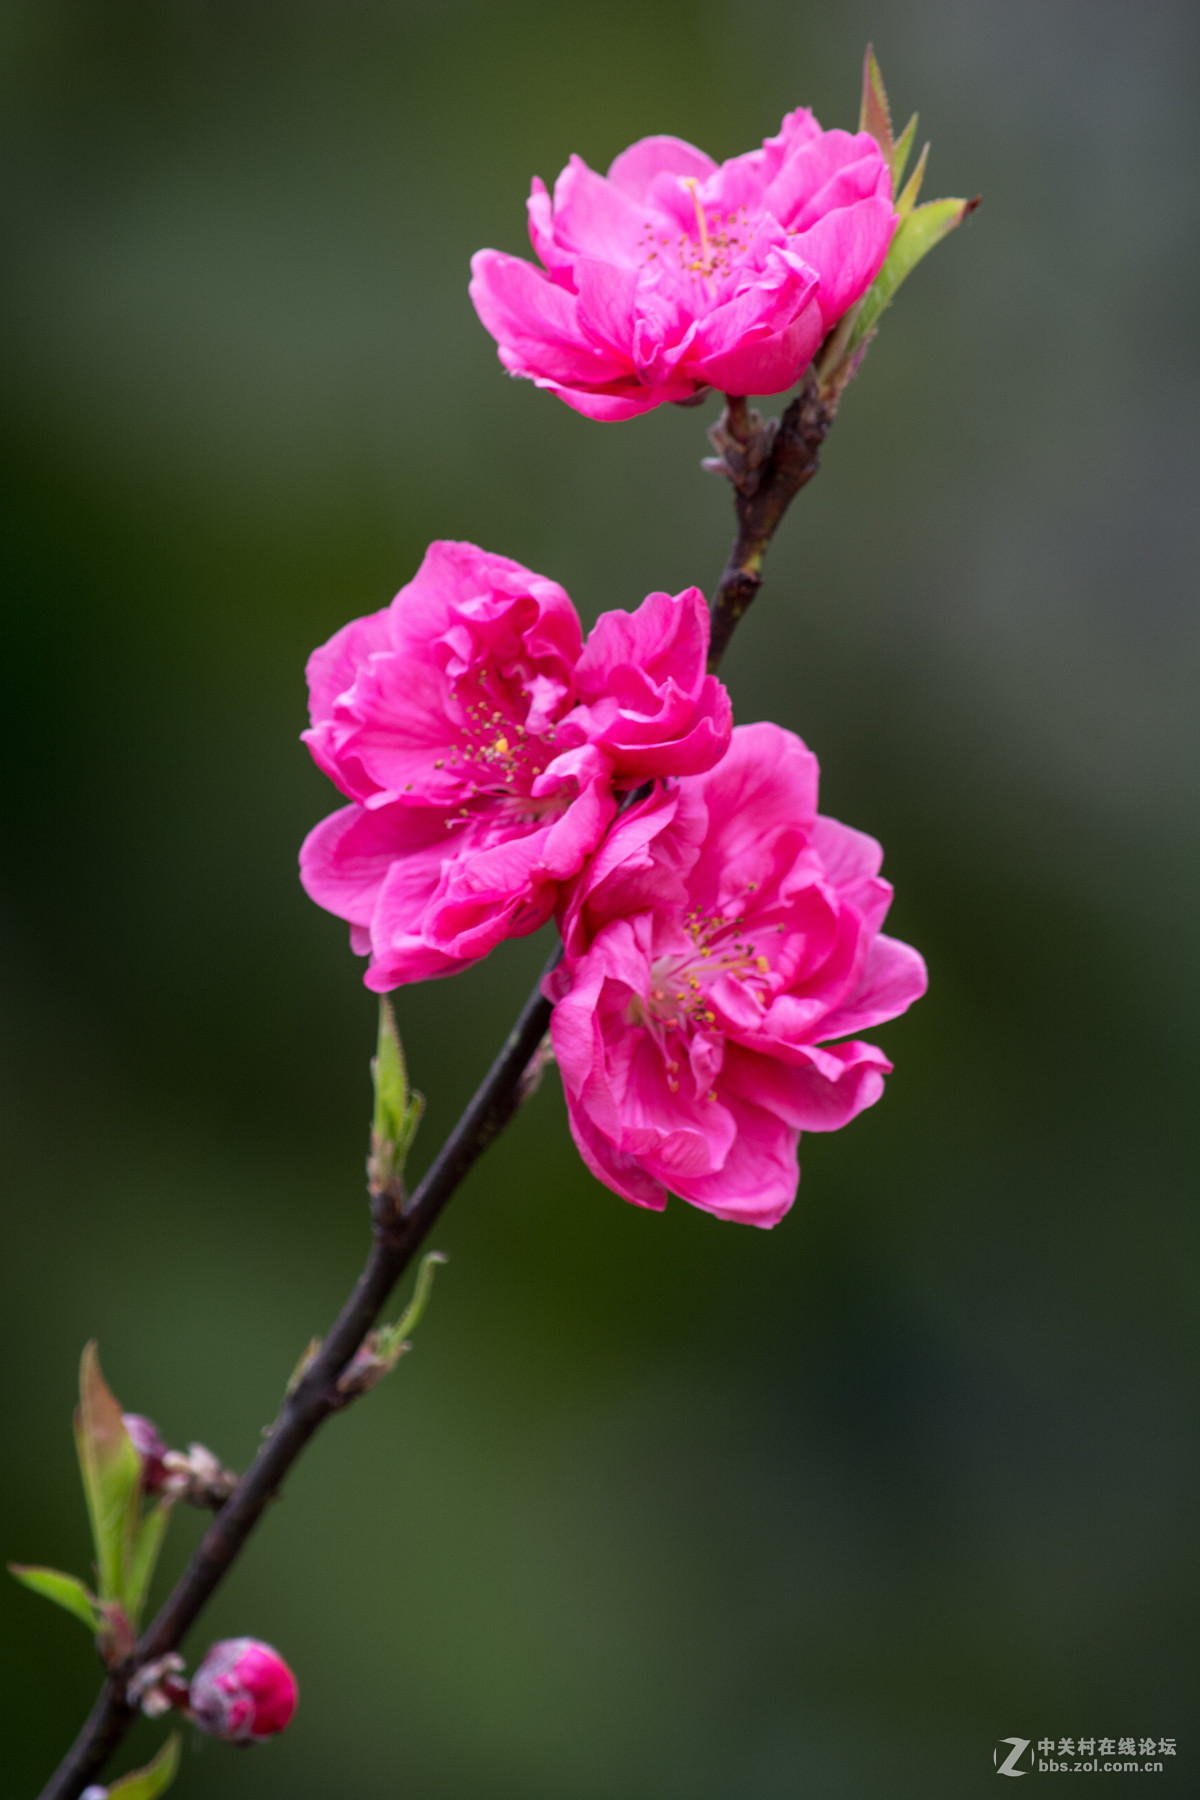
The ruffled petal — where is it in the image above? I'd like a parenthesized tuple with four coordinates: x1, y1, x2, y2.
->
(682, 247, 822, 393)
(720, 1038, 892, 1131)
(761, 130, 886, 227)
(669, 1091, 799, 1226)
(606, 134, 717, 201)
(790, 196, 896, 331)
(469, 249, 632, 385)
(574, 258, 641, 361)
(817, 933, 929, 1039)
(549, 154, 648, 265)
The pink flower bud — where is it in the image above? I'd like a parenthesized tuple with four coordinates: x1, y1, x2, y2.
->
(189, 1638, 298, 1743)
(122, 1413, 169, 1495)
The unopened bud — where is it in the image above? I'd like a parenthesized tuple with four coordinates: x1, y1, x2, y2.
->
(189, 1638, 298, 1743)
(122, 1413, 169, 1495)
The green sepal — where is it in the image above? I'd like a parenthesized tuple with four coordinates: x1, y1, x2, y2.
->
(106, 1733, 181, 1799)
(8, 1564, 100, 1632)
(74, 1343, 141, 1607)
(124, 1499, 173, 1626)
(368, 998, 425, 1196)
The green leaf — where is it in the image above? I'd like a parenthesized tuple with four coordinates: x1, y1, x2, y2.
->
(895, 141, 929, 219)
(74, 1343, 142, 1605)
(392, 1249, 447, 1344)
(890, 112, 918, 192)
(368, 998, 425, 1194)
(124, 1500, 172, 1626)
(8, 1564, 99, 1632)
(815, 191, 977, 404)
(107, 1733, 181, 1799)
(339, 1250, 449, 1396)
(371, 1251, 448, 1367)
(372, 995, 409, 1144)
(852, 195, 975, 348)
(858, 43, 893, 161)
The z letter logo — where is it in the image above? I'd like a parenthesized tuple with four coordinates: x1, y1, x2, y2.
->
(994, 1737, 1031, 1777)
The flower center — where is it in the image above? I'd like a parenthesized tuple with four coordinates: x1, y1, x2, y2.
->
(452, 676, 557, 793)
(637, 198, 752, 284)
(422, 672, 574, 835)
(680, 178, 712, 276)
(628, 898, 774, 1095)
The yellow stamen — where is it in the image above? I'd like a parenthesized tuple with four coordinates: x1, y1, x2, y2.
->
(681, 177, 712, 276)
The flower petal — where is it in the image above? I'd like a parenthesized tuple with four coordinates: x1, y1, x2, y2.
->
(606, 135, 717, 202)
(469, 250, 632, 385)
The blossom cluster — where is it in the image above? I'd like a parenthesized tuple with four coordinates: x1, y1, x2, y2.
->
(301, 94, 928, 1227)
(302, 545, 925, 1227)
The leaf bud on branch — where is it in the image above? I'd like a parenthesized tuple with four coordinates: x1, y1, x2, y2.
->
(367, 997, 425, 1212)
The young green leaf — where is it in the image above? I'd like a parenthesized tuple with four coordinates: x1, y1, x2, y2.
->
(816, 190, 977, 404)
(8, 1564, 99, 1632)
(337, 1250, 448, 1395)
(74, 1344, 142, 1604)
(895, 141, 929, 220)
(106, 1733, 181, 1799)
(372, 996, 409, 1144)
(124, 1500, 172, 1626)
(856, 195, 976, 342)
(858, 43, 893, 161)
(388, 1249, 446, 1349)
(368, 998, 425, 1195)
(890, 112, 918, 192)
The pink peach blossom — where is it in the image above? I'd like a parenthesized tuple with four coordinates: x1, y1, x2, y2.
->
(470, 110, 895, 420)
(300, 541, 731, 988)
(547, 723, 927, 1226)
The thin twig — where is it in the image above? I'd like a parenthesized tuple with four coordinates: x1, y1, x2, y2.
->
(707, 372, 834, 671)
(39, 369, 828, 1799)
(39, 969, 555, 1800)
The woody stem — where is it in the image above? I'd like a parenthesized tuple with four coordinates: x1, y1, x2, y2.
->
(707, 372, 835, 670)
(39, 370, 827, 1800)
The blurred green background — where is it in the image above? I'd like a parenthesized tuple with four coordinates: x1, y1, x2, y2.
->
(2, 1, 1198, 1795)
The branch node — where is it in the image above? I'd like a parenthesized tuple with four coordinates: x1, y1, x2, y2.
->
(704, 398, 779, 497)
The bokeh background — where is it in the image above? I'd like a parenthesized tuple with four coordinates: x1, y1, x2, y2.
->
(2, 1, 1198, 1795)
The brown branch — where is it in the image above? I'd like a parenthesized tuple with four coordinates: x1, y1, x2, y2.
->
(39, 370, 830, 1798)
(39, 969, 555, 1800)
(706, 372, 834, 671)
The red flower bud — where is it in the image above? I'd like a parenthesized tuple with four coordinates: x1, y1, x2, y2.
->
(189, 1638, 298, 1743)
(122, 1413, 169, 1495)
